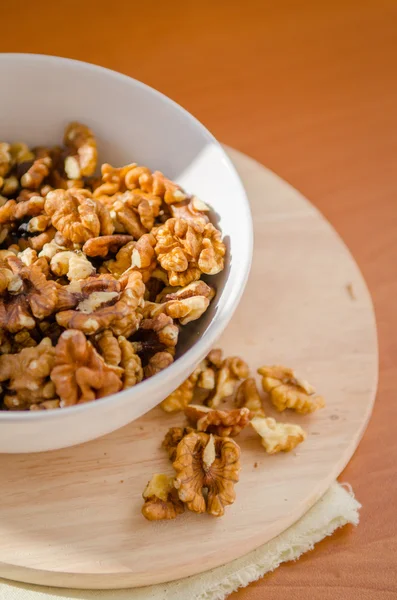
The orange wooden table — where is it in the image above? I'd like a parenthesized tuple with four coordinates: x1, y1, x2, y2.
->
(2, 2, 397, 598)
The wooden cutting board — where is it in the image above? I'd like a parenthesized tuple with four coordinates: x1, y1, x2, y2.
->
(0, 148, 378, 590)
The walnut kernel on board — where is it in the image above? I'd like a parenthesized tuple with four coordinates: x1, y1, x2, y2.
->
(250, 417, 307, 454)
(141, 474, 185, 521)
(173, 431, 241, 517)
(185, 404, 250, 437)
(258, 365, 325, 414)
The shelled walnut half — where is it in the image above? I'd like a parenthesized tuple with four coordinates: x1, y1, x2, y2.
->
(173, 431, 240, 516)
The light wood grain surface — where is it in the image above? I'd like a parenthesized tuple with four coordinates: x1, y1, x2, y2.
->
(0, 149, 377, 589)
(1, 1, 396, 598)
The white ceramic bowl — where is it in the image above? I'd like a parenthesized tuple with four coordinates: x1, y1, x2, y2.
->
(0, 54, 253, 453)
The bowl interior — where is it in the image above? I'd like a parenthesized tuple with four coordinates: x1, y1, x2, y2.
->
(0, 54, 252, 410)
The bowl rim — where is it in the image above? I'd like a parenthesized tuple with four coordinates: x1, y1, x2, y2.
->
(0, 53, 253, 422)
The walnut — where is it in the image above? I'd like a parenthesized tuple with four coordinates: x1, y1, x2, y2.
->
(103, 240, 134, 277)
(258, 365, 325, 414)
(144, 280, 215, 325)
(9, 142, 34, 164)
(95, 329, 122, 366)
(144, 351, 174, 378)
(44, 189, 114, 244)
(94, 163, 187, 205)
(136, 313, 179, 366)
(141, 474, 185, 521)
(0, 257, 59, 332)
(198, 223, 226, 275)
(170, 196, 210, 225)
(50, 330, 123, 406)
(0, 196, 44, 225)
(162, 426, 195, 461)
(0, 265, 22, 294)
(64, 122, 97, 178)
(207, 356, 250, 408)
(105, 233, 156, 282)
(38, 238, 69, 260)
(50, 251, 95, 281)
(173, 432, 240, 516)
(160, 370, 198, 413)
(0, 329, 11, 354)
(250, 416, 306, 454)
(16, 249, 50, 278)
(30, 399, 61, 411)
(154, 218, 225, 286)
(236, 378, 265, 417)
(28, 226, 56, 251)
(16, 188, 38, 202)
(82, 234, 133, 258)
(0, 143, 12, 177)
(185, 405, 250, 437)
(118, 336, 143, 388)
(1, 175, 19, 196)
(0, 329, 38, 355)
(95, 330, 143, 388)
(0, 338, 56, 410)
(0, 248, 18, 262)
(206, 348, 223, 369)
(56, 271, 144, 337)
(26, 215, 52, 233)
(20, 156, 52, 189)
(16, 247, 36, 265)
(40, 184, 53, 197)
(160, 361, 207, 412)
(156, 280, 215, 304)
(197, 365, 216, 390)
(154, 218, 203, 286)
(104, 190, 162, 238)
(110, 271, 145, 337)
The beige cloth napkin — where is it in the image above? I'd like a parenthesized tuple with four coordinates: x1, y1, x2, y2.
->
(0, 482, 359, 600)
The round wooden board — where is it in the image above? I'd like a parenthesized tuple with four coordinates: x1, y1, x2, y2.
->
(0, 148, 378, 590)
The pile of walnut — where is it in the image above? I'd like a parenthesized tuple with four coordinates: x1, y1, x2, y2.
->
(142, 350, 325, 520)
(0, 123, 225, 410)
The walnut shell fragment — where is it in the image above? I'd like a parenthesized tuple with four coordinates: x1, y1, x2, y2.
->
(258, 365, 325, 414)
(185, 404, 250, 437)
(142, 474, 185, 521)
(250, 416, 306, 454)
(173, 431, 240, 516)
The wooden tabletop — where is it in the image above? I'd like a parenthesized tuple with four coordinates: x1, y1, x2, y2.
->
(2, 1, 396, 598)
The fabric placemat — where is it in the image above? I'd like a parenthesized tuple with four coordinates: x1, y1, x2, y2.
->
(0, 482, 360, 600)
